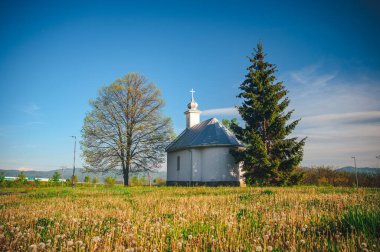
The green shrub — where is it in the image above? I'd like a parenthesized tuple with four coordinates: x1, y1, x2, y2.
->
(0, 172, 5, 187)
(104, 177, 116, 187)
(16, 171, 27, 185)
(261, 190, 274, 195)
(130, 176, 148, 186)
(153, 177, 166, 186)
(84, 176, 91, 183)
(49, 171, 61, 183)
(92, 177, 99, 185)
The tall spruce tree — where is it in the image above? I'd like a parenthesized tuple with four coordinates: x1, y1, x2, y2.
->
(231, 42, 306, 186)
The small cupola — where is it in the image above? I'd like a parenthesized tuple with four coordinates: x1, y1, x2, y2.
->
(184, 89, 201, 128)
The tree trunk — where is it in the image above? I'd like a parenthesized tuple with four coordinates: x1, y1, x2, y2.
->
(122, 159, 129, 186)
(123, 168, 129, 186)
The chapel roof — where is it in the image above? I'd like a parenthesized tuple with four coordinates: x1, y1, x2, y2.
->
(165, 118, 243, 152)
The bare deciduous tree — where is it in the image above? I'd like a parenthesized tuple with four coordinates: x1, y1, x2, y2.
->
(81, 73, 173, 186)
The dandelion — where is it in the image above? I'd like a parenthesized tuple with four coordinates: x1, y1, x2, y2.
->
(264, 235, 269, 240)
(301, 227, 306, 232)
(256, 245, 262, 251)
(188, 235, 193, 240)
(361, 243, 367, 248)
(29, 244, 37, 252)
(267, 246, 273, 251)
(177, 242, 182, 249)
(300, 239, 305, 245)
(92, 236, 101, 242)
(38, 242, 45, 249)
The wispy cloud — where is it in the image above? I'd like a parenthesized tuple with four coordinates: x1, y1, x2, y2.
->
(286, 63, 380, 167)
(202, 107, 238, 116)
(20, 103, 41, 115)
(302, 111, 380, 125)
(290, 63, 337, 87)
(287, 63, 380, 117)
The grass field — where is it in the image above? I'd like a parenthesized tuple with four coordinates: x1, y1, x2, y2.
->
(0, 186, 379, 251)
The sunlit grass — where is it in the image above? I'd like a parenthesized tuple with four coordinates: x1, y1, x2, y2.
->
(0, 186, 379, 251)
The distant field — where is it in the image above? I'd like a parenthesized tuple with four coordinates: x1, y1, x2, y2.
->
(0, 186, 379, 251)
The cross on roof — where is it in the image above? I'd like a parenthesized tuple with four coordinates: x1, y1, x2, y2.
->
(190, 88, 195, 101)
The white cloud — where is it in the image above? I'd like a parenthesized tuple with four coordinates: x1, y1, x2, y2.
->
(287, 63, 380, 167)
(301, 111, 380, 125)
(288, 66, 380, 117)
(290, 64, 336, 87)
(202, 107, 239, 116)
(20, 103, 41, 115)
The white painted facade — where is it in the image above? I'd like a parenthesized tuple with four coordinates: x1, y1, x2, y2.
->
(167, 147, 240, 184)
(185, 109, 200, 128)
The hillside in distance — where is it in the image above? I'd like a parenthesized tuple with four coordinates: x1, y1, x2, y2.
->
(336, 166, 380, 174)
(0, 168, 167, 182)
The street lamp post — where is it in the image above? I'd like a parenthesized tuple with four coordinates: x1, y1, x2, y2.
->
(70, 136, 76, 188)
(351, 156, 358, 188)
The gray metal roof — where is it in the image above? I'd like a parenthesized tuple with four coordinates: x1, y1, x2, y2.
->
(166, 118, 243, 152)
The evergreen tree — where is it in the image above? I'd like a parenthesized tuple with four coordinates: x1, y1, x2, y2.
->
(231, 42, 306, 186)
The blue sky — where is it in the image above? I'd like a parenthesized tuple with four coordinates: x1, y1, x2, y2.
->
(1, 0, 379, 171)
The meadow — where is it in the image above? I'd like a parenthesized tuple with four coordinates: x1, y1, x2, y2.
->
(0, 185, 379, 251)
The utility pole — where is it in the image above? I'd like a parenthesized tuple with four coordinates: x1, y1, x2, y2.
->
(376, 155, 380, 168)
(70, 136, 76, 188)
(351, 156, 358, 188)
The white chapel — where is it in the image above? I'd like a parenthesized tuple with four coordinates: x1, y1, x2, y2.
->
(166, 90, 243, 186)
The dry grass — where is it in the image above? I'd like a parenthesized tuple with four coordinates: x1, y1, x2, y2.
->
(0, 186, 379, 251)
